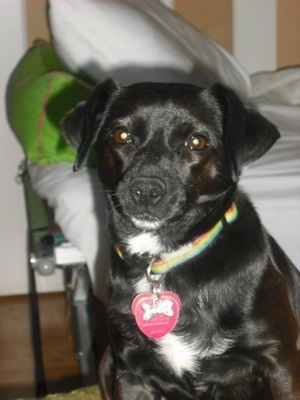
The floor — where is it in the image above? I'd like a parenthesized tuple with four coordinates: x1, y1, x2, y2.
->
(0, 293, 85, 399)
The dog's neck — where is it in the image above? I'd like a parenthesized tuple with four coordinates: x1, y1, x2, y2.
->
(116, 203, 238, 274)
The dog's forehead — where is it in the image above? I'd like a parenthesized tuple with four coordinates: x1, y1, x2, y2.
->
(107, 82, 222, 128)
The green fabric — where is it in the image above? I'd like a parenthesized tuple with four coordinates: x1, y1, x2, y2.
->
(6, 40, 94, 167)
(44, 385, 101, 400)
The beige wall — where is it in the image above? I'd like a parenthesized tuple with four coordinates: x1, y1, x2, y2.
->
(25, 0, 49, 45)
(25, 0, 299, 69)
(25, 0, 232, 52)
(174, 0, 232, 54)
(277, 0, 300, 68)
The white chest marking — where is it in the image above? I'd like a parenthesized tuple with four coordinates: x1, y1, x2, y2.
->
(125, 232, 165, 256)
(157, 334, 198, 376)
(157, 331, 237, 377)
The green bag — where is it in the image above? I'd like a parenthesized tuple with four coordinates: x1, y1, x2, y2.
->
(6, 40, 94, 167)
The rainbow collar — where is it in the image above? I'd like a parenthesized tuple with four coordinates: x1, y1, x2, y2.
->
(150, 203, 238, 274)
(116, 203, 238, 275)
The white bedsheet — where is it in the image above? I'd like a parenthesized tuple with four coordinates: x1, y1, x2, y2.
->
(240, 101, 300, 267)
(28, 163, 111, 301)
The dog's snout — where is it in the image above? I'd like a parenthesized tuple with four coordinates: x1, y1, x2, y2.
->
(130, 177, 166, 206)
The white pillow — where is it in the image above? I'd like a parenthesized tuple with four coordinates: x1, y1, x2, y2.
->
(49, 0, 251, 101)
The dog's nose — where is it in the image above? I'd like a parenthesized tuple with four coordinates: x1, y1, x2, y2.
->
(130, 177, 166, 206)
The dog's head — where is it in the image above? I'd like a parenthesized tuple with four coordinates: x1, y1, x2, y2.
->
(62, 80, 279, 235)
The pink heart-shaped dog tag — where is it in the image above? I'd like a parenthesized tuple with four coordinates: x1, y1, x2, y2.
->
(131, 291, 181, 340)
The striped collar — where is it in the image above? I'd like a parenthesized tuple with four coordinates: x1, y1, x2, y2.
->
(150, 203, 238, 274)
(116, 203, 238, 275)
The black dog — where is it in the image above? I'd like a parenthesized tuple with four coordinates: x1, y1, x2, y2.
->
(62, 80, 300, 399)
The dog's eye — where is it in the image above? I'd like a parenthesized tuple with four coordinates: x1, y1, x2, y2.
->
(185, 135, 207, 151)
(112, 129, 133, 145)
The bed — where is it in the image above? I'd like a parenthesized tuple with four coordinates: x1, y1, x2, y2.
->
(7, 0, 300, 303)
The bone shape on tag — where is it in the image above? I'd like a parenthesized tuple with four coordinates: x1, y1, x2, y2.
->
(142, 299, 174, 321)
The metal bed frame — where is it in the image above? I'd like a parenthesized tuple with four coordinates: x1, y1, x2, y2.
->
(18, 160, 97, 397)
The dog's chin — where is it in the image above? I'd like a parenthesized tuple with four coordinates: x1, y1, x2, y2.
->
(131, 216, 164, 231)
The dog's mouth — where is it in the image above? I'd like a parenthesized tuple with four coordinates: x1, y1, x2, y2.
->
(131, 215, 164, 231)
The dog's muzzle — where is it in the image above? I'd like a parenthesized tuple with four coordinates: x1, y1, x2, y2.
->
(117, 171, 186, 231)
(130, 177, 166, 207)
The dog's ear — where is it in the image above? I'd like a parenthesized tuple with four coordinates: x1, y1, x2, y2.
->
(61, 79, 120, 171)
(210, 84, 280, 179)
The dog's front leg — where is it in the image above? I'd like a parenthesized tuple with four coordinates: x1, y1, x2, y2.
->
(99, 346, 116, 399)
(113, 372, 162, 400)
(99, 346, 161, 400)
